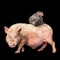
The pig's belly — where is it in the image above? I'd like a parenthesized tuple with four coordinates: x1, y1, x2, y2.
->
(27, 33, 43, 49)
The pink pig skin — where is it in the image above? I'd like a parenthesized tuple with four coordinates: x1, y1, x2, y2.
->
(4, 23, 56, 54)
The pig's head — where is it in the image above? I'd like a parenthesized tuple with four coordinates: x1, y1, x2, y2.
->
(4, 26, 22, 48)
(28, 11, 44, 26)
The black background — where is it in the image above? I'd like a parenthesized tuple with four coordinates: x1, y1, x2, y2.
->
(0, 0, 60, 60)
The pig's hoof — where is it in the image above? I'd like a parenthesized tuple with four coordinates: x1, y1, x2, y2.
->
(53, 48, 56, 53)
(15, 50, 20, 54)
(37, 49, 43, 51)
(22, 48, 25, 52)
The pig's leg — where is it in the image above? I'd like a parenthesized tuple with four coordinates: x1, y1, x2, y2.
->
(37, 42, 47, 51)
(15, 39, 26, 54)
(43, 37, 56, 53)
(21, 47, 25, 52)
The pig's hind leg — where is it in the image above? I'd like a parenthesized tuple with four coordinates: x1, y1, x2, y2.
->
(37, 42, 47, 51)
(43, 35, 56, 53)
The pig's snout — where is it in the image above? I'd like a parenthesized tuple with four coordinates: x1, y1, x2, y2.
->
(9, 43, 16, 48)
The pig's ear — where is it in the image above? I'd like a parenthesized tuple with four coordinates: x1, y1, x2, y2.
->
(4, 26, 9, 34)
(17, 28, 22, 33)
(39, 12, 44, 16)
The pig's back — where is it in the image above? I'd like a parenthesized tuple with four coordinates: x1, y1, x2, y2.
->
(9, 23, 37, 31)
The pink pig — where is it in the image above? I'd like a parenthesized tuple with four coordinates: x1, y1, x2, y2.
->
(4, 23, 56, 54)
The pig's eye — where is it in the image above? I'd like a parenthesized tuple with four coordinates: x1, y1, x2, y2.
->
(14, 35, 17, 38)
(11, 33, 17, 38)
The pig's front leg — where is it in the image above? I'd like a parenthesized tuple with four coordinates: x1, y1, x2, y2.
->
(15, 39, 26, 54)
(21, 47, 25, 52)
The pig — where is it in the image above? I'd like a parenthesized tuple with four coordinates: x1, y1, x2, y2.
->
(28, 11, 44, 26)
(4, 23, 56, 54)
